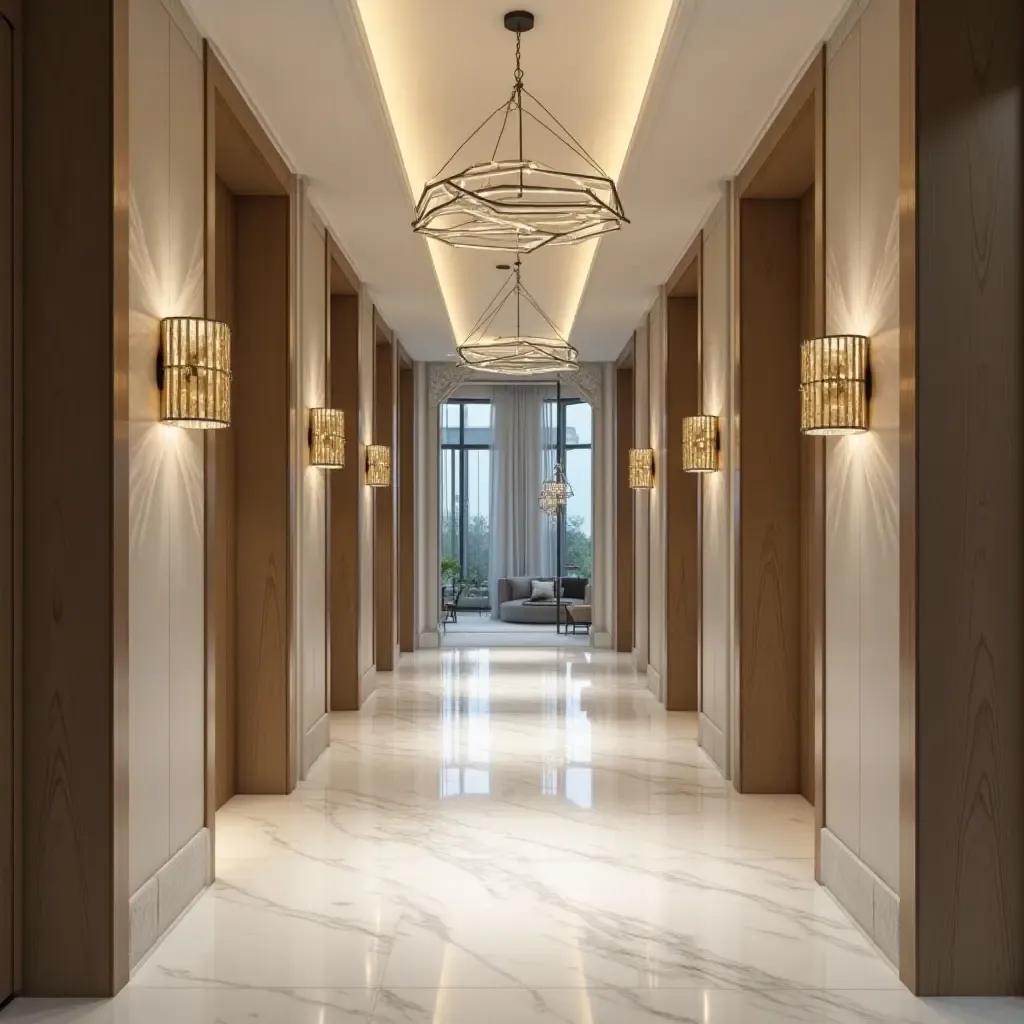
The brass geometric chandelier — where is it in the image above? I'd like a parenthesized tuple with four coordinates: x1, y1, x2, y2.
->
(411, 10, 628, 254)
(458, 257, 578, 375)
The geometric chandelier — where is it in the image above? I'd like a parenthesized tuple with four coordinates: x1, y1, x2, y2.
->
(411, 10, 628, 254)
(457, 257, 579, 375)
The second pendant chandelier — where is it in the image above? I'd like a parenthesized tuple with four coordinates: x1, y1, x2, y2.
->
(412, 10, 628, 253)
(458, 257, 579, 375)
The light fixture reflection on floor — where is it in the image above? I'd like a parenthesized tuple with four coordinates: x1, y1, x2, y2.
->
(308, 408, 345, 469)
(157, 317, 232, 428)
(411, 10, 628, 253)
(682, 415, 720, 473)
(366, 444, 391, 487)
(628, 448, 654, 489)
(800, 335, 870, 435)
(458, 257, 578, 375)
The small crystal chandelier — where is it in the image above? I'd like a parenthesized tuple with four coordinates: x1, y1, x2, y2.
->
(458, 257, 578, 375)
(412, 10, 628, 254)
(539, 461, 573, 517)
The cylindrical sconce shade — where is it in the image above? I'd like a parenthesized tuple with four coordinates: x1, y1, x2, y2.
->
(308, 408, 345, 468)
(628, 448, 654, 489)
(365, 444, 391, 487)
(158, 317, 231, 428)
(682, 415, 720, 473)
(800, 334, 869, 435)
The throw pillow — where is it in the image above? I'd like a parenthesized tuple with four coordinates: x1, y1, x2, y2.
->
(562, 577, 588, 601)
(510, 576, 532, 600)
(530, 579, 555, 601)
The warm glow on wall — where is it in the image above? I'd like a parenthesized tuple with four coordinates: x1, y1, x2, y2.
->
(158, 317, 231, 429)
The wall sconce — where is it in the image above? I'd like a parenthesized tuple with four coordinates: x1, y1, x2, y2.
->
(800, 334, 870, 435)
(682, 415, 720, 473)
(628, 448, 654, 489)
(365, 444, 391, 487)
(157, 317, 232, 428)
(308, 408, 345, 469)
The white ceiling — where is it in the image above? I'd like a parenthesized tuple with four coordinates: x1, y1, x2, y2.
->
(182, 0, 848, 362)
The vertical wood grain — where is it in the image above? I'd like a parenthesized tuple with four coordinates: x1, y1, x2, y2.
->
(0, 7, 15, 1003)
(738, 198, 802, 793)
(373, 336, 395, 671)
(329, 293, 361, 709)
(234, 196, 290, 794)
(615, 367, 634, 652)
(665, 298, 699, 710)
(212, 179, 237, 808)
(22, 0, 130, 994)
(910, 0, 1023, 995)
(398, 365, 415, 653)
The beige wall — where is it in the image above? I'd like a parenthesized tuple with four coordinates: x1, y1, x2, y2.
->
(299, 200, 329, 772)
(127, 0, 209, 968)
(358, 289, 377, 694)
(632, 314, 651, 674)
(647, 290, 667, 695)
(821, 0, 901, 966)
(699, 197, 732, 774)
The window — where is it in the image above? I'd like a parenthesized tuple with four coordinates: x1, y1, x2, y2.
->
(440, 400, 492, 592)
(544, 398, 593, 580)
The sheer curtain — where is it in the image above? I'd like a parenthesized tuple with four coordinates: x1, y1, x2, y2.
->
(488, 385, 553, 616)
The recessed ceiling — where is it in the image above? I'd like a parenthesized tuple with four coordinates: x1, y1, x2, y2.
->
(182, 0, 849, 362)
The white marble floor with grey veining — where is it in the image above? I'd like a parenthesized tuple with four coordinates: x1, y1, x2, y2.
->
(6, 647, 1021, 1023)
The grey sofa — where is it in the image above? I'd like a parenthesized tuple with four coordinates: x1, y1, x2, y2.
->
(497, 577, 592, 624)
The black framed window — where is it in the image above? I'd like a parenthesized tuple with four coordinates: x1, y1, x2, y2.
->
(440, 399, 492, 590)
(544, 398, 593, 579)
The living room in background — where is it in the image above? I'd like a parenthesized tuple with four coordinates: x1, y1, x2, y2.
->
(440, 398, 493, 616)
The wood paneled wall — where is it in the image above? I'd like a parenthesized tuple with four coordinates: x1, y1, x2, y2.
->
(373, 333, 395, 671)
(0, 0, 17, 1003)
(904, 0, 1024, 995)
(329, 293, 361, 709)
(21, 0, 130, 994)
(737, 198, 802, 793)
(398, 365, 415, 653)
(211, 178, 237, 809)
(233, 196, 291, 794)
(615, 366, 634, 653)
(665, 298, 699, 710)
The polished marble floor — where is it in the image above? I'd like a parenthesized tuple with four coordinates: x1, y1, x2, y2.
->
(7, 648, 1021, 1022)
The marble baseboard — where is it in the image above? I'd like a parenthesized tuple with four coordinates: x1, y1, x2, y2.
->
(698, 712, 726, 774)
(592, 630, 612, 649)
(130, 827, 210, 970)
(821, 827, 899, 966)
(359, 666, 379, 705)
(302, 713, 330, 776)
(418, 630, 440, 649)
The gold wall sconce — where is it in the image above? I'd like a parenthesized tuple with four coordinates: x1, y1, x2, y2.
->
(628, 448, 654, 489)
(308, 408, 345, 469)
(800, 334, 870, 435)
(157, 317, 232, 428)
(682, 415, 720, 473)
(365, 444, 391, 487)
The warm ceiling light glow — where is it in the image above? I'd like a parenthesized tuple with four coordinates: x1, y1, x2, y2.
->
(365, 444, 391, 487)
(628, 447, 654, 489)
(354, 1, 674, 345)
(800, 335, 870, 435)
(158, 317, 231, 429)
(308, 408, 345, 468)
(682, 415, 719, 473)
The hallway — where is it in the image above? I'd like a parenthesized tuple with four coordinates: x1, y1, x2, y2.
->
(10, 649, 1020, 1023)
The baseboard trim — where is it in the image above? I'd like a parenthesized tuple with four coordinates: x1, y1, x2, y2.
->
(359, 665, 379, 705)
(820, 827, 899, 967)
(130, 826, 211, 969)
(592, 630, 612, 649)
(645, 665, 662, 701)
(302, 712, 330, 776)
(698, 712, 726, 774)
(418, 630, 440, 648)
